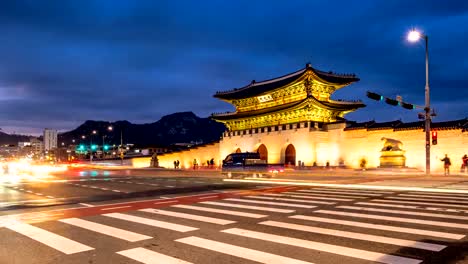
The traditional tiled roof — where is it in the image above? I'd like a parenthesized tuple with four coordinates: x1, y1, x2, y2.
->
(213, 63, 359, 100)
(346, 118, 468, 132)
(212, 96, 364, 121)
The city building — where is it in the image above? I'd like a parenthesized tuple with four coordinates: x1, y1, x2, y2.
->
(43, 128, 58, 151)
(134, 63, 467, 172)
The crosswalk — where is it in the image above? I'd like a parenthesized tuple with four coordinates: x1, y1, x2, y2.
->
(2, 187, 468, 264)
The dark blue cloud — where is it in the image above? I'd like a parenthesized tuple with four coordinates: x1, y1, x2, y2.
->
(0, 0, 466, 134)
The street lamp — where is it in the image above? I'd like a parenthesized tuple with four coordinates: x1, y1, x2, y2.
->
(407, 28, 431, 176)
(108, 125, 124, 165)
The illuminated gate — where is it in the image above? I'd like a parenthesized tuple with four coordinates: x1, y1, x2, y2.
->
(285, 144, 296, 166)
(257, 144, 268, 161)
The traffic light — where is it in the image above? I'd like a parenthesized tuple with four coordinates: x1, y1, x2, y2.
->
(367, 92, 383, 101)
(432, 131, 438, 145)
(103, 145, 109, 151)
(385, 97, 399, 106)
(401, 102, 415, 110)
(91, 145, 97, 150)
(78, 145, 85, 151)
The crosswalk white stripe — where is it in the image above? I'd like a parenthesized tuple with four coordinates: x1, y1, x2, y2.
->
(221, 228, 421, 264)
(139, 208, 236, 225)
(176, 236, 314, 264)
(399, 194, 468, 200)
(337, 205, 468, 221)
(260, 220, 445, 251)
(117, 247, 193, 264)
(59, 218, 151, 242)
(372, 199, 468, 209)
(172, 204, 267, 218)
(407, 191, 468, 197)
(388, 196, 468, 204)
(290, 215, 464, 240)
(357, 202, 468, 214)
(201, 201, 296, 213)
(223, 198, 317, 208)
(315, 210, 468, 229)
(6, 222, 93, 254)
(265, 193, 354, 201)
(103, 213, 197, 232)
(247, 195, 335, 205)
(312, 188, 394, 194)
(297, 189, 382, 196)
(284, 191, 366, 199)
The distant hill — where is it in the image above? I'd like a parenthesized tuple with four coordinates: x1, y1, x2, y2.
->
(0, 131, 33, 145)
(58, 112, 226, 147)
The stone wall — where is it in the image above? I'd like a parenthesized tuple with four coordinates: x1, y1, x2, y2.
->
(154, 142, 221, 169)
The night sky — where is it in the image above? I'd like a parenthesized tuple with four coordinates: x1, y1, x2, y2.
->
(0, 1, 467, 135)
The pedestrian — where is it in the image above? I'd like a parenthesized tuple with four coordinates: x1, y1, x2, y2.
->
(462, 154, 468, 173)
(173, 160, 177, 169)
(440, 154, 451, 175)
(193, 159, 198, 170)
(176, 160, 180, 169)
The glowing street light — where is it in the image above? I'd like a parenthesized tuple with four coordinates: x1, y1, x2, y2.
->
(407, 28, 431, 176)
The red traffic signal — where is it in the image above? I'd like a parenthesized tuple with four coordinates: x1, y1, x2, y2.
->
(431, 131, 438, 145)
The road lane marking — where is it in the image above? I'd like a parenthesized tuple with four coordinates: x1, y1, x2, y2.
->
(201, 201, 295, 213)
(221, 228, 421, 264)
(6, 222, 93, 254)
(337, 205, 468, 221)
(356, 202, 468, 214)
(223, 198, 317, 208)
(198, 195, 218, 200)
(172, 204, 267, 218)
(117, 247, 193, 264)
(103, 213, 197, 232)
(46, 196, 55, 199)
(165, 185, 175, 188)
(112, 190, 122, 193)
(260, 220, 445, 251)
(176, 236, 313, 264)
(313, 188, 394, 194)
(79, 203, 94, 207)
(315, 210, 468, 229)
(59, 218, 151, 242)
(290, 215, 464, 240)
(154, 200, 178, 205)
(139, 209, 236, 225)
(247, 195, 335, 205)
(101, 206, 132, 211)
(266, 193, 354, 201)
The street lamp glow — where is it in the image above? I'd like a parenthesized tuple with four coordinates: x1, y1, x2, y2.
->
(407, 30, 421, 42)
(92, 130, 97, 134)
(108, 126, 113, 131)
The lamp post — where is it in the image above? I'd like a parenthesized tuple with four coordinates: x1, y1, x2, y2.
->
(107, 125, 124, 165)
(407, 29, 431, 176)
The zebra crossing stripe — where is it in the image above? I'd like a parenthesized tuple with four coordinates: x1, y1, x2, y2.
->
(221, 228, 421, 264)
(398, 194, 468, 200)
(139, 209, 236, 225)
(176, 236, 314, 264)
(337, 206, 468, 221)
(247, 195, 335, 205)
(372, 199, 468, 209)
(315, 210, 468, 229)
(103, 213, 197, 232)
(290, 215, 464, 240)
(298, 189, 383, 197)
(172, 204, 267, 218)
(407, 191, 468, 197)
(6, 222, 93, 254)
(222, 198, 316, 208)
(260, 220, 445, 251)
(388, 196, 468, 205)
(201, 201, 295, 213)
(266, 193, 354, 201)
(117, 247, 193, 264)
(59, 218, 152, 242)
(313, 188, 394, 194)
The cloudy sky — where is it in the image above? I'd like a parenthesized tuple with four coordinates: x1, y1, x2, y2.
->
(0, 0, 467, 135)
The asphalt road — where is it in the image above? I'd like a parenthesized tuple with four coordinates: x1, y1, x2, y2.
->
(1, 170, 468, 263)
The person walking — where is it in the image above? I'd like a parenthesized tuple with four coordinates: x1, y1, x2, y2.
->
(462, 154, 468, 173)
(441, 154, 451, 176)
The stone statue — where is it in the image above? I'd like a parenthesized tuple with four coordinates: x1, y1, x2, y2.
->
(381, 137, 403, 151)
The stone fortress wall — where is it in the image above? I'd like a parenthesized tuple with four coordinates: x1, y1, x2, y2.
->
(152, 121, 467, 173)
